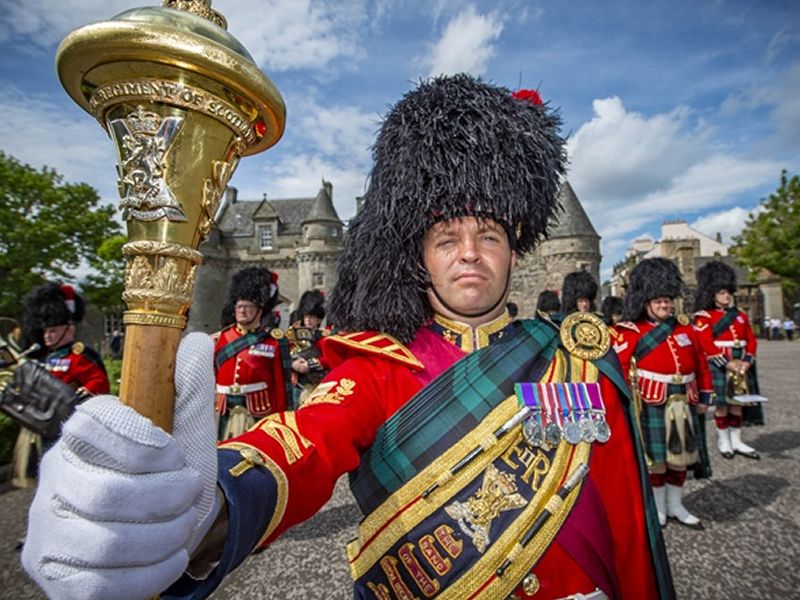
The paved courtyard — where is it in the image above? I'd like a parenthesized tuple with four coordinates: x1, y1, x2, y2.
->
(1, 340, 798, 599)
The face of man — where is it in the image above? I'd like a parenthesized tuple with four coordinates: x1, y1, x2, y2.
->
(576, 298, 591, 313)
(714, 289, 732, 309)
(422, 216, 516, 326)
(42, 323, 74, 349)
(645, 297, 674, 322)
(234, 300, 263, 329)
(302, 314, 322, 329)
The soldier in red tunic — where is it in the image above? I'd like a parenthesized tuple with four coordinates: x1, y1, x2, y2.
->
(214, 267, 291, 441)
(693, 261, 762, 460)
(23, 283, 109, 398)
(12, 283, 108, 487)
(612, 258, 714, 529)
(23, 76, 673, 600)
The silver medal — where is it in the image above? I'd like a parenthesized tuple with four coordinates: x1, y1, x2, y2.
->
(595, 419, 611, 443)
(579, 417, 597, 443)
(523, 417, 545, 447)
(545, 422, 562, 446)
(563, 421, 582, 445)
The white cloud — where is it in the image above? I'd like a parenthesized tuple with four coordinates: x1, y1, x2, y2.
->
(567, 95, 783, 277)
(567, 96, 709, 206)
(0, 86, 119, 203)
(767, 62, 800, 147)
(766, 29, 800, 63)
(690, 205, 763, 245)
(1, 0, 134, 48)
(422, 5, 504, 77)
(2, 0, 367, 73)
(292, 97, 378, 158)
(253, 153, 367, 221)
(217, 0, 367, 72)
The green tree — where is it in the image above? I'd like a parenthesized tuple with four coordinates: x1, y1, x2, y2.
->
(731, 170, 800, 295)
(81, 234, 127, 314)
(0, 152, 121, 317)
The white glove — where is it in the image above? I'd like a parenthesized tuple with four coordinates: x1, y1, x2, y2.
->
(22, 332, 219, 600)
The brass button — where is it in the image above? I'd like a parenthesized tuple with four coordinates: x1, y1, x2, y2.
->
(522, 573, 540, 595)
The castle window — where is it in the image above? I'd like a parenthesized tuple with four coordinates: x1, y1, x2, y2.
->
(259, 225, 273, 250)
(330, 226, 339, 238)
(312, 272, 324, 287)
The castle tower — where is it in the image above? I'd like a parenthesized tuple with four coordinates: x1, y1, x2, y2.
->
(296, 180, 344, 296)
(509, 181, 601, 317)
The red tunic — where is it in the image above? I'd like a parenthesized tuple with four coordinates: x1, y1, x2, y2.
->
(612, 319, 713, 404)
(221, 325, 661, 599)
(45, 341, 109, 395)
(693, 308, 757, 362)
(214, 325, 288, 416)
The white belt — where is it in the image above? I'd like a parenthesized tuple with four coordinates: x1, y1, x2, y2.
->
(714, 340, 745, 348)
(216, 382, 267, 395)
(636, 369, 696, 384)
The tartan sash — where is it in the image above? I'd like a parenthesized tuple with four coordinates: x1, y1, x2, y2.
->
(633, 318, 677, 362)
(349, 319, 561, 514)
(711, 308, 738, 338)
(214, 329, 271, 370)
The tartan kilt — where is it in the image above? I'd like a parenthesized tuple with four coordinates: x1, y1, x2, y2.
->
(709, 361, 765, 425)
(641, 403, 667, 465)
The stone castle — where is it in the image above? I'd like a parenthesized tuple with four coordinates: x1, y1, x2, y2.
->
(188, 180, 600, 331)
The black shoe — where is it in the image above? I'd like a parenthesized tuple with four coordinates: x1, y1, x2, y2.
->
(735, 449, 760, 460)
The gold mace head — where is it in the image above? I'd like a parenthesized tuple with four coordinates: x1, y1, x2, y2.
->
(55, 1, 285, 330)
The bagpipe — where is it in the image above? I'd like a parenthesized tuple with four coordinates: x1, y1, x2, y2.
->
(0, 318, 85, 438)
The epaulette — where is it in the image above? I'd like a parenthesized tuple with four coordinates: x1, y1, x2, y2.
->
(269, 328, 284, 340)
(71, 341, 85, 355)
(324, 331, 424, 371)
(693, 310, 711, 319)
(676, 313, 690, 326)
(615, 321, 639, 333)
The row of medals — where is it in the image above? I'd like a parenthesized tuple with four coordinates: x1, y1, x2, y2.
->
(522, 407, 611, 447)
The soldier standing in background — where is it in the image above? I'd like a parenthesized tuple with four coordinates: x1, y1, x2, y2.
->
(613, 258, 714, 528)
(561, 270, 598, 314)
(214, 267, 292, 440)
(13, 283, 109, 487)
(601, 295, 624, 326)
(535, 289, 561, 319)
(287, 289, 329, 406)
(693, 261, 763, 460)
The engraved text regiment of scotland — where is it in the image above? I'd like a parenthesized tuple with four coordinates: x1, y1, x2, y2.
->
(90, 79, 255, 145)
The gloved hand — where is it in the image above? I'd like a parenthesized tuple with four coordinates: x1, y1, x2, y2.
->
(22, 333, 219, 600)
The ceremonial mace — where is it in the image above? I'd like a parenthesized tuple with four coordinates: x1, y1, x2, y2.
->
(56, 0, 285, 431)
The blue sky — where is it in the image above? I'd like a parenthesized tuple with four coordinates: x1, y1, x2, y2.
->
(1, 0, 798, 281)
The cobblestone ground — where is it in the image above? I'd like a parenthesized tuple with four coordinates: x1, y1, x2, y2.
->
(2, 341, 798, 599)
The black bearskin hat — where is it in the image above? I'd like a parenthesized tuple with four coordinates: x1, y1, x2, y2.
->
(328, 74, 566, 343)
(694, 261, 738, 311)
(621, 258, 684, 322)
(561, 271, 598, 313)
(225, 267, 279, 313)
(601, 295, 624, 324)
(296, 290, 326, 320)
(23, 283, 85, 329)
(21, 283, 85, 355)
(536, 290, 561, 313)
